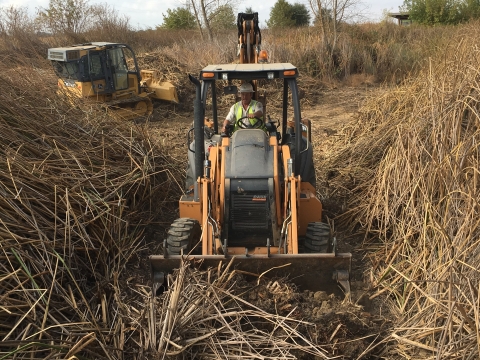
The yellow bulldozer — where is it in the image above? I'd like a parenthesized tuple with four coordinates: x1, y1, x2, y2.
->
(149, 62, 352, 296)
(47, 42, 178, 120)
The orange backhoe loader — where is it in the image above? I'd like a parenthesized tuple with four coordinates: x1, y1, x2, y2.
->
(149, 63, 351, 296)
(48, 42, 178, 120)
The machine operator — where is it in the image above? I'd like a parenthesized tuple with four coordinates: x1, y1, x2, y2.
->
(222, 82, 265, 133)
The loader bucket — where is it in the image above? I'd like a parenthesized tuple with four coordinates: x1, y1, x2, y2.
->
(150, 253, 352, 296)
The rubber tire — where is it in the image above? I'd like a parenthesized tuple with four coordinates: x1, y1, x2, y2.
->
(166, 218, 201, 255)
(304, 222, 330, 253)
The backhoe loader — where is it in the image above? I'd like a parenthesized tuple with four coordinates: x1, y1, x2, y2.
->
(150, 63, 351, 295)
(47, 42, 178, 120)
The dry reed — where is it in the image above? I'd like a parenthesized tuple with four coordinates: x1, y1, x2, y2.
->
(3, 18, 480, 359)
(147, 259, 332, 359)
(0, 57, 182, 359)
(321, 22, 480, 359)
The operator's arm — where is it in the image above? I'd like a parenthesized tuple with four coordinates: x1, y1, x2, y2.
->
(222, 119, 230, 133)
(248, 109, 263, 118)
(222, 104, 236, 132)
(247, 102, 263, 118)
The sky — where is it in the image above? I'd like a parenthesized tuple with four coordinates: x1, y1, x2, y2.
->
(1, 0, 405, 30)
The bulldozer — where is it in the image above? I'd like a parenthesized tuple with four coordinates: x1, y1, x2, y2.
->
(149, 62, 352, 296)
(47, 42, 179, 120)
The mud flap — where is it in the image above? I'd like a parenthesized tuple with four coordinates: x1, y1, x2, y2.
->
(150, 253, 351, 296)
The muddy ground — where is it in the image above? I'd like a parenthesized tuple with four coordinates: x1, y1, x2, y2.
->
(143, 83, 396, 359)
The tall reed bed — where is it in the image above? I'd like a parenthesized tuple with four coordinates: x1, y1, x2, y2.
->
(0, 57, 182, 358)
(322, 21, 480, 358)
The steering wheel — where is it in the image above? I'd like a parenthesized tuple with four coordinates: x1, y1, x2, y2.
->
(235, 116, 264, 129)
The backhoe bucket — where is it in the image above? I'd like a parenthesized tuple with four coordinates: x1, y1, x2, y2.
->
(150, 253, 351, 296)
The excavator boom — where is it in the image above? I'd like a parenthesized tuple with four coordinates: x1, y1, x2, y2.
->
(237, 12, 262, 64)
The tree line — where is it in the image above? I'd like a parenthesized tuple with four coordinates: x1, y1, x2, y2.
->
(2, 0, 480, 39)
(162, 0, 480, 31)
(0, 0, 130, 37)
(162, 0, 317, 31)
(402, 0, 480, 25)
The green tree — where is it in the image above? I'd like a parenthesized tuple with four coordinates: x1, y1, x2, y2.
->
(36, 0, 90, 34)
(291, 3, 311, 26)
(401, 0, 480, 25)
(244, 7, 254, 13)
(209, 4, 236, 30)
(267, 0, 295, 27)
(161, 7, 196, 29)
(461, 0, 480, 20)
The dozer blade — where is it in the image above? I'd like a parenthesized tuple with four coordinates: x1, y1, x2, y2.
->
(140, 70, 179, 103)
(149, 81, 179, 104)
(150, 253, 351, 296)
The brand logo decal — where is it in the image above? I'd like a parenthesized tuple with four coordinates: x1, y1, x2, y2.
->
(252, 195, 267, 202)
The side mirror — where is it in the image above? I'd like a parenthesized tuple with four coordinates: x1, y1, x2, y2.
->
(223, 85, 238, 95)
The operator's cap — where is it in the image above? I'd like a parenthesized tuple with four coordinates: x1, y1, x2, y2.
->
(239, 83, 254, 93)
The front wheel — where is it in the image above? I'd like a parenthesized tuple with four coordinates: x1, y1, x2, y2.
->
(166, 218, 201, 255)
(304, 222, 331, 253)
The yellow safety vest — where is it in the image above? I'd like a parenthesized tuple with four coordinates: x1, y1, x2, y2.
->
(234, 100, 266, 131)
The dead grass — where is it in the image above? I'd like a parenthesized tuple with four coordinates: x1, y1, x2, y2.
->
(149, 259, 331, 359)
(2, 16, 471, 85)
(320, 21, 480, 359)
(0, 57, 183, 358)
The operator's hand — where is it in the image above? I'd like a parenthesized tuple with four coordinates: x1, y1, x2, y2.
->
(222, 120, 230, 133)
(248, 112, 262, 119)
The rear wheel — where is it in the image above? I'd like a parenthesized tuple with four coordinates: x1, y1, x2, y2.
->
(166, 218, 201, 255)
(304, 222, 331, 253)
